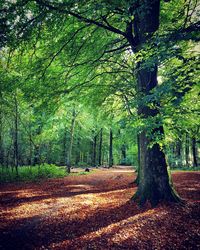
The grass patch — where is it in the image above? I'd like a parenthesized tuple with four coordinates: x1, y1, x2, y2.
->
(71, 170, 93, 176)
(0, 164, 68, 183)
(171, 166, 200, 172)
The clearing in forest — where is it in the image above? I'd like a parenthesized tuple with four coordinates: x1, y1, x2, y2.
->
(0, 168, 200, 250)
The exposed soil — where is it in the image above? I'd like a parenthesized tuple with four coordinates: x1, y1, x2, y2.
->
(0, 168, 200, 250)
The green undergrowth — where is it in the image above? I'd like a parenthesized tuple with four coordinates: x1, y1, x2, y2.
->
(0, 164, 67, 183)
(171, 166, 200, 172)
(0, 164, 95, 183)
(71, 171, 92, 176)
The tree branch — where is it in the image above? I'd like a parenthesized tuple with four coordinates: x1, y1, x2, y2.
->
(104, 42, 129, 53)
(35, 0, 126, 37)
(164, 21, 200, 42)
(40, 24, 90, 78)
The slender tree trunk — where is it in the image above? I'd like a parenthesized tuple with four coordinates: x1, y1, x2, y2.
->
(129, 0, 181, 205)
(121, 144, 126, 165)
(185, 133, 190, 167)
(14, 94, 19, 176)
(109, 128, 113, 168)
(47, 142, 52, 164)
(86, 152, 90, 165)
(33, 121, 42, 166)
(6, 144, 11, 167)
(0, 106, 4, 166)
(62, 129, 67, 165)
(67, 109, 77, 173)
(28, 127, 33, 166)
(75, 136, 81, 165)
(92, 133, 97, 167)
(176, 139, 182, 167)
(192, 137, 198, 167)
(98, 128, 103, 166)
(33, 144, 40, 165)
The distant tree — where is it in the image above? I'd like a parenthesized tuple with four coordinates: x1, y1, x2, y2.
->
(109, 128, 113, 168)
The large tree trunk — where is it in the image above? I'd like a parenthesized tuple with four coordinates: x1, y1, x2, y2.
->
(133, 65, 180, 206)
(130, 0, 181, 205)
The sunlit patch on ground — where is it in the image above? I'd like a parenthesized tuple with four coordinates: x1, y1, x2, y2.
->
(0, 169, 200, 249)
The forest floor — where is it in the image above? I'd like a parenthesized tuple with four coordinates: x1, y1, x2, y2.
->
(0, 167, 200, 250)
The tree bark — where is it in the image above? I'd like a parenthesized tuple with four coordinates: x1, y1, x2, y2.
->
(134, 134, 140, 185)
(109, 128, 113, 168)
(130, 0, 181, 205)
(132, 65, 180, 206)
(192, 137, 198, 167)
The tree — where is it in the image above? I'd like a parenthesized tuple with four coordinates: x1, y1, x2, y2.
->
(66, 108, 78, 173)
(192, 136, 198, 167)
(92, 131, 97, 167)
(2, 0, 199, 205)
(185, 133, 190, 167)
(13, 92, 19, 175)
(98, 128, 103, 166)
(109, 128, 113, 168)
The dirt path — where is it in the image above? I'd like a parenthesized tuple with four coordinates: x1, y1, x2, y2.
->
(0, 169, 200, 250)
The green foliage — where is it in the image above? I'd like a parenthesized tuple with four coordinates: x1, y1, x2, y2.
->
(76, 162, 90, 168)
(0, 0, 199, 179)
(0, 164, 67, 183)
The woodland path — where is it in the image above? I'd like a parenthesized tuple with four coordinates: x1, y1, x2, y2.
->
(0, 168, 200, 250)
